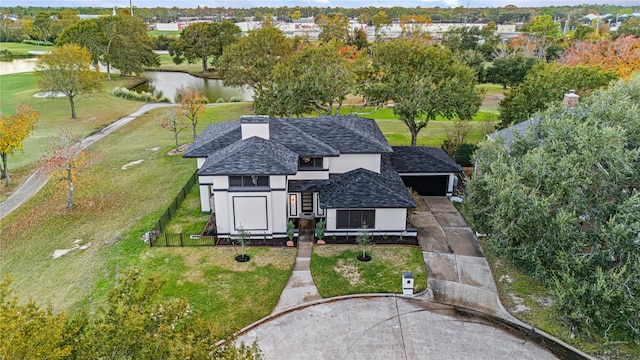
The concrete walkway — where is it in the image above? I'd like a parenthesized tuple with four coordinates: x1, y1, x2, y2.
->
(272, 230, 321, 313)
(0, 103, 173, 220)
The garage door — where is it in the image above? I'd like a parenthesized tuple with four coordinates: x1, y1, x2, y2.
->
(400, 175, 449, 196)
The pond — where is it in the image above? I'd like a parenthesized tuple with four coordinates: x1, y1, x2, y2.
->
(0, 58, 39, 74)
(132, 71, 253, 103)
(0, 59, 252, 104)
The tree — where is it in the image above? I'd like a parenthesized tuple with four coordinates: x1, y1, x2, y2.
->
(360, 39, 484, 146)
(257, 42, 355, 116)
(39, 129, 100, 209)
(170, 21, 241, 73)
(0, 103, 39, 186)
(57, 15, 160, 80)
(316, 13, 349, 43)
(498, 63, 616, 127)
(371, 11, 391, 38)
(218, 25, 294, 100)
(615, 17, 640, 38)
(558, 35, 640, 79)
(35, 44, 103, 119)
(159, 108, 189, 152)
(0, 276, 71, 358)
(527, 14, 560, 60)
(441, 25, 502, 60)
(485, 53, 539, 89)
(464, 77, 640, 342)
(399, 15, 432, 41)
(176, 87, 208, 141)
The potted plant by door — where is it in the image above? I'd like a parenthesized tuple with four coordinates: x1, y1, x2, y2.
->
(315, 218, 326, 245)
(286, 220, 295, 247)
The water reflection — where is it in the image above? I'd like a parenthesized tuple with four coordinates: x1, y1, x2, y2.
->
(0, 58, 39, 75)
(132, 71, 252, 103)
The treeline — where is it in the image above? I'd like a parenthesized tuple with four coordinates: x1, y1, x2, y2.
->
(3, 4, 636, 24)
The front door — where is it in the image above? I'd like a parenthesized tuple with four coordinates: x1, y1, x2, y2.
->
(301, 192, 314, 213)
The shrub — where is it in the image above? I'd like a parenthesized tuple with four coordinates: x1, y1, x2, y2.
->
(454, 143, 476, 167)
(112, 87, 170, 103)
(229, 96, 243, 102)
(22, 39, 54, 46)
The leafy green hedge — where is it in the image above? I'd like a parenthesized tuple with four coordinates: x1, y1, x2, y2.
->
(113, 87, 170, 103)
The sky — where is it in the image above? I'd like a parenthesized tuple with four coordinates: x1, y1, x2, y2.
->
(1, 0, 638, 9)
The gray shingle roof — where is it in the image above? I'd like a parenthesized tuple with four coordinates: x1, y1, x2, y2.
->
(319, 165, 415, 209)
(184, 116, 392, 164)
(390, 147, 462, 173)
(486, 118, 541, 151)
(198, 136, 298, 176)
(183, 121, 241, 158)
(284, 116, 393, 154)
(288, 179, 331, 193)
(270, 118, 340, 157)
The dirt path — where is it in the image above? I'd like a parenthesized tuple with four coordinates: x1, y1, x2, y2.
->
(0, 103, 174, 220)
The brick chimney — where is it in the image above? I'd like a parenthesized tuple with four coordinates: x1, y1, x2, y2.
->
(563, 90, 579, 109)
(240, 115, 270, 140)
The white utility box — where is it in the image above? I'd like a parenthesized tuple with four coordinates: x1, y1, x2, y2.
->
(402, 272, 414, 295)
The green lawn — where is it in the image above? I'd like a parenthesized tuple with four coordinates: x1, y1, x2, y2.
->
(311, 245, 427, 298)
(0, 42, 52, 56)
(157, 53, 207, 73)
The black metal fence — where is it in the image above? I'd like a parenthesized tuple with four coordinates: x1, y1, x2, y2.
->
(150, 233, 217, 247)
(153, 170, 198, 233)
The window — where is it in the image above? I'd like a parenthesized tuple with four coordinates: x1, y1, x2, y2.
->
(229, 175, 269, 188)
(298, 157, 323, 169)
(336, 210, 375, 229)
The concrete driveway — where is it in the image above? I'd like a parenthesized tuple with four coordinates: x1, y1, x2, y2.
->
(237, 296, 557, 360)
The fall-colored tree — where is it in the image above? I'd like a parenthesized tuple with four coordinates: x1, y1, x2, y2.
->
(176, 87, 208, 141)
(0, 103, 39, 185)
(159, 107, 189, 152)
(39, 129, 101, 209)
(35, 44, 103, 119)
(558, 35, 640, 79)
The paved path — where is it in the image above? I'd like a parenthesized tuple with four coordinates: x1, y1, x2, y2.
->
(411, 196, 508, 317)
(0, 103, 174, 220)
(272, 230, 321, 313)
(238, 296, 558, 360)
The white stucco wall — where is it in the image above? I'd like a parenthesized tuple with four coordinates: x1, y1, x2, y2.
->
(375, 208, 407, 230)
(241, 123, 270, 139)
(271, 190, 288, 234)
(199, 185, 211, 212)
(329, 154, 381, 174)
(196, 157, 206, 169)
(232, 195, 269, 232)
(270, 175, 286, 189)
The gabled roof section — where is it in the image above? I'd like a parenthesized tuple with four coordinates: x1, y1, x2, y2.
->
(198, 136, 298, 176)
(390, 147, 462, 173)
(270, 119, 340, 157)
(183, 121, 241, 158)
(286, 116, 393, 154)
(320, 165, 415, 209)
(486, 118, 541, 151)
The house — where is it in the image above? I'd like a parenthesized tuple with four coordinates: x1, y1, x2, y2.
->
(183, 116, 460, 240)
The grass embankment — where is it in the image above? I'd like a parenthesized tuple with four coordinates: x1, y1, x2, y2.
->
(0, 101, 291, 336)
(311, 245, 427, 297)
(0, 72, 144, 200)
